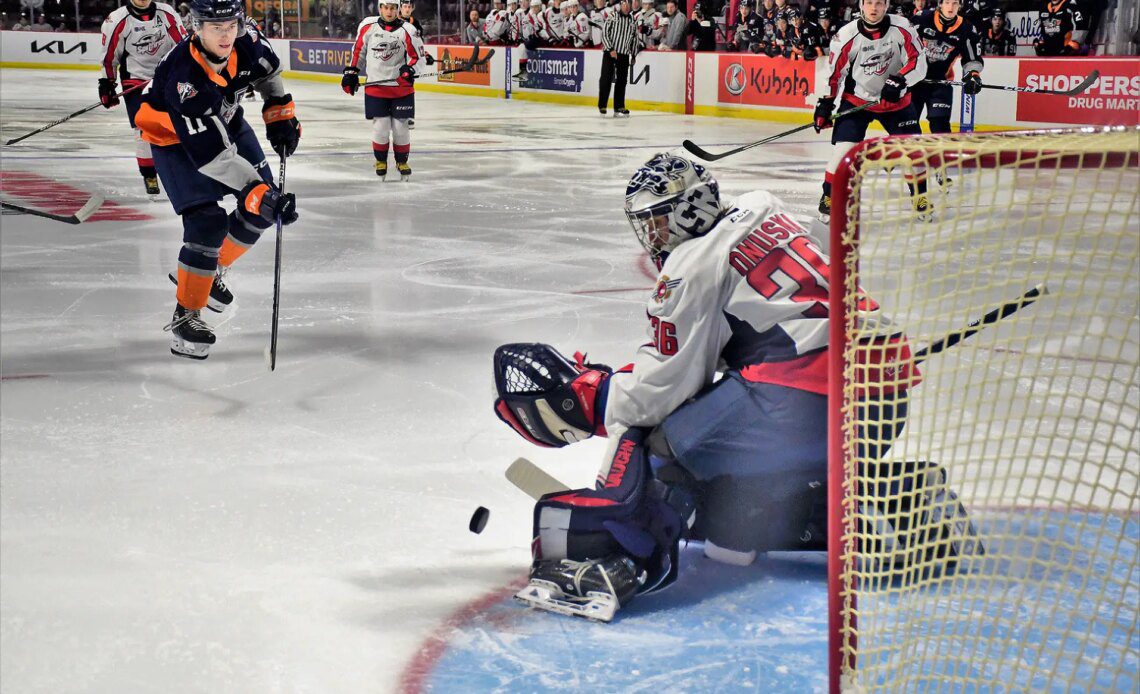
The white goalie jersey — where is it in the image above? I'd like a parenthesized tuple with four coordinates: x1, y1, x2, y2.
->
(604, 191, 833, 437)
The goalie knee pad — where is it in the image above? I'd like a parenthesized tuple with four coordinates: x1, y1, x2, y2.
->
(493, 342, 619, 448)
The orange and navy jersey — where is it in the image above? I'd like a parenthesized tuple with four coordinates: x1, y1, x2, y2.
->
(823, 13, 927, 113)
(136, 26, 285, 191)
(349, 16, 419, 99)
(913, 9, 983, 81)
(981, 26, 1016, 56)
(100, 1, 186, 82)
(1038, 0, 1083, 51)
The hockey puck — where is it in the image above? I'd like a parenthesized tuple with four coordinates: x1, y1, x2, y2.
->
(469, 506, 490, 534)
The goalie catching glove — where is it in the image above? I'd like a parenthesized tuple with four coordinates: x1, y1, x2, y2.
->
(493, 343, 629, 448)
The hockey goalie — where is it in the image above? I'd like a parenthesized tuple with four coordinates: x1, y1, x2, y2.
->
(492, 153, 983, 622)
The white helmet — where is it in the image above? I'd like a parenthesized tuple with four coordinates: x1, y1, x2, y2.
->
(625, 153, 722, 265)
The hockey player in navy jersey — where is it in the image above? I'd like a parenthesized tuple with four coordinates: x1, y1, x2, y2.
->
(99, 0, 187, 195)
(136, 0, 300, 359)
(912, 0, 984, 139)
(492, 154, 982, 622)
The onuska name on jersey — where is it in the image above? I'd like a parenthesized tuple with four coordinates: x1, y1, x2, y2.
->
(824, 14, 925, 113)
(913, 10, 982, 80)
(135, 29, 283, 187)
(350, 16, 419, 98)
(101, 1, 186, 82)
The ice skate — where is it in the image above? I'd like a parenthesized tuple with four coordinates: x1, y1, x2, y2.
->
(515, 555, 644, 623)
(164, 305, 215, 360)
(144, 175, 160, 196)
(375, 161, 387, 179)
(168, 268, 233, 313)
(914, 194, 934, 222)
(397, 161, 411, 181)
(818, 192, 831, 222)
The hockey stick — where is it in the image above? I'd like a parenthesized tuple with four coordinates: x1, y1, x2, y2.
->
(923, 70, 1099, 96)
(361, 46, 494, 86)
(913, 283, 1049, 365)
(682, 100, 880, 162)
(0, 194, 105, 225)
(267, 154, 288, 372)
(4, 82, 148, 146)
(506, 457, 571, 500)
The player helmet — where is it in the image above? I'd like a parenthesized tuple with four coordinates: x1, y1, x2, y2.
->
(625, 153, 722, 265)
(188, 0, 245, 31)
(380, 0, 399, 5)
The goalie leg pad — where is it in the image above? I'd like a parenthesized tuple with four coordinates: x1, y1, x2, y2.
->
(531, 427, 682, 593)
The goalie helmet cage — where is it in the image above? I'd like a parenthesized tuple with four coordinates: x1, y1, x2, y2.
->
(826, 127, 1139, 693)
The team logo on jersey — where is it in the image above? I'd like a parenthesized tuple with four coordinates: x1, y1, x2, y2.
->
(652, 276, 682, 303)
(371, 35, 403, 63)
(176, 81, 198, 103)
(861, 52, 891, 77)
(925, 41, 953, 61)
(724, 63, 746, 96)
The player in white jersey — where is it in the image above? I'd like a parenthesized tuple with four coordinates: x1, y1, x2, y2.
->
(342, 0, 420, 180)
(814, 0, 928, 221)
(563, 0, 592, 46)
(483, 0, 511, 43)
(589, 0, 616, 46)
(634, 0, 663, 47)
(514, 0, 548, 82)
(509, 0, 526, 43)
(100, 0, 187, 195)
(543, 0, 566, 42)
(494, 153, 981, 622)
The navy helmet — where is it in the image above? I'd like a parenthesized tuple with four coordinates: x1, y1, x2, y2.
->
(188, 0, 246, 30)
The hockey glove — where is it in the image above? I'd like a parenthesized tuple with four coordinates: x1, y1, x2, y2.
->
(813, 96, 834, 133)
(962, 71, 983, 96)
(341, 66, 360, 95)
(399, 65, 417, 83)
(424, 52, 435, 66)
(262, 94, 301, 157)
(880, 74, 908, 103)
(240, 181, 298, 226)
(98, 78, 120, 109)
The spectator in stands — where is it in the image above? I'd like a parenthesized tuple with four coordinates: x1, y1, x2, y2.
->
(659, 0, 687, 48)
(793, 9, 827, 58)
(464, 7, 483, 42)
(733, 0, 764, 51)
(401, 0, 425, 35)
(31, 13, 50, 30)
(981, 7, 1016, 54)
(760, 0, 777, 23)
(685, 4, 718, 50)
(817, 8, 836, 41)
(11, 13, 30, 29)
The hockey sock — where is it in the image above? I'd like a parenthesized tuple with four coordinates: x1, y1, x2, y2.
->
(372, 117, 392, 162)
(138, 160, 156, 178)
(519, 58, 529, 73)
(393, 144, 410, 164)
(219, 210, 266, 268)
(391, 117, 411, 163)
(136, 132, 155, 177)
(176, 266, 214, 310)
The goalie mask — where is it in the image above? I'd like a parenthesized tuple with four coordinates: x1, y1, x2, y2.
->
(625, 153, 722, 267)
(493, 343, 613, 448)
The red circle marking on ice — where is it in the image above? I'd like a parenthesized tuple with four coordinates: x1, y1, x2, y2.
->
(396, 576, 529, 694)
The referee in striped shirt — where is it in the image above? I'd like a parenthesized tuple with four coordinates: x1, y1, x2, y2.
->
(600, 0, 638, 117)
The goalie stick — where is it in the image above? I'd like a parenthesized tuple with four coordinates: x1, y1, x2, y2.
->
(361, 47, 494, 86)
(5, 82, 148, 146)
(682, 101, 880, 162)
(505, 457, 570, 500)
(923, 70, 1099, 96)
(0, 194, 105, 225)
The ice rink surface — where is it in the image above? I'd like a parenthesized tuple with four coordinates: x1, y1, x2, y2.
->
(1, 69, 840, 692)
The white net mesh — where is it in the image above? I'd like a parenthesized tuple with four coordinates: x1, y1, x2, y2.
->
(835, 128, 1140, 692)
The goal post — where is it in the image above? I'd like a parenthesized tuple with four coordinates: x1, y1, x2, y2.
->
(828, 127, 1140, 693)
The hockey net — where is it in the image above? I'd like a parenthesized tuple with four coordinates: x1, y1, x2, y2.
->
(827, 128, 1139, 693)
